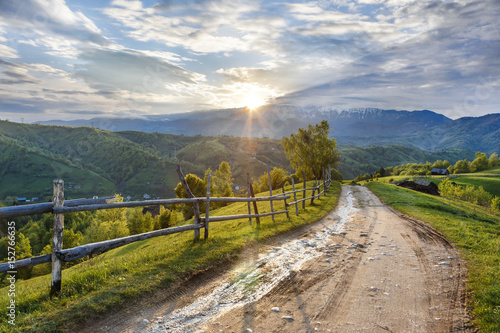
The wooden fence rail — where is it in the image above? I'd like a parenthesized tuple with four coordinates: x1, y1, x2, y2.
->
(0, 165, 333, 296)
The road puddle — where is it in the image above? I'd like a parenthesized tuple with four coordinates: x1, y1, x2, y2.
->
(148, 188, 357, 332)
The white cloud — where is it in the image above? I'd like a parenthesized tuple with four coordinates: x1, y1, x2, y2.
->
(103, 0, 260, 53)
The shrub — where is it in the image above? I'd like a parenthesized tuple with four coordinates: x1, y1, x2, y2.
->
(492, 196, 500, 212)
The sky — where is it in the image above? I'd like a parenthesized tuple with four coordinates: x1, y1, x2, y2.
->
(0, 0, 499, 122)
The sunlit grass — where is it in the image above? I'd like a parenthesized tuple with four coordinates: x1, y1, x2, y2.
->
(0, 181, 340, 332)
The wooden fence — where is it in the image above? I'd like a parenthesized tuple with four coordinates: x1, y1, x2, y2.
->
(0, 165, 332, 296)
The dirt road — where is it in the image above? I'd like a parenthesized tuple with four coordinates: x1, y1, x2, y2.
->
(85, 185, 471, 333)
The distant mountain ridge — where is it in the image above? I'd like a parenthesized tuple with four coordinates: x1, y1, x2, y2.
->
(37, 106, 500, 153)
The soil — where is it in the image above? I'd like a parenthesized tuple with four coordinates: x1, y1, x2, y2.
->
(79, 186, 473, 333)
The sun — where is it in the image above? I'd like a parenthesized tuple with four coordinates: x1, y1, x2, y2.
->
(242, 92, 266, 110)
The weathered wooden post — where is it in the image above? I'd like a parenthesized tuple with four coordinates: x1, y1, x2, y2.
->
(310, 180, 316, 205)
(205, 173, 211, 240)
(51, 179, 64, 297)
(267, 164, 275, 223)
(246, 173, 252, 226)
(328, 166, 332, 187)
(323, 167, 327, 196)
(302, 170, 306, 209)
(249, 183, 260, 227)
(282, 186, 289, 219)
(291, 178, 299, 216)
(176, 165, 201, 242)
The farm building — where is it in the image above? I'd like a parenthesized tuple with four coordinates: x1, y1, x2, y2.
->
(431, 168, 449, 175)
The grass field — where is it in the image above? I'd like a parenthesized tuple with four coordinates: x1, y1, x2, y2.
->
(367, 182, 500, 332)
(0, 181, 340, 332)
(429, 176, 500, 197)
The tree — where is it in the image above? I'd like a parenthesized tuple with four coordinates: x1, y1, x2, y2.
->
(453, 159, 471, 174)
(258, 167, 290, 192)
(378, 167, 386, 178)
(489, 153, 499, 168)
(156, 206, 179, 229)
(174, 173, 207, 220)
(15, 232, 33, 278)
(127, 208, 154, 235)
(281, 120, 340, 180)
(15, 232, 32, 260)
(212, 161, 234, 198)
(470, 152, 489, 172)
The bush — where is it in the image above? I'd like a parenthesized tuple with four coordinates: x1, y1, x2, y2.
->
(439, 179, 493, 207)
(492, 196, 500, 212)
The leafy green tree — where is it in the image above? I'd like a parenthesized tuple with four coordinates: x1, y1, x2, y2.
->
(156, 206, 178, 229)
(127, 208, 154, 235)
(258, 167, 290, 192)
(488, 153, 499, 168)
(174, 173, 206, 220)
(63, 229, 83, 250)
(281, 120, 340, 180)
(251, 180, 261, 194)
(15, 232, 33, 278)
(15, 232, 32, 260)
(85, 195, 129, 241)
(213, 161, 234, 198)
(21, 219, 48, 255)
(471, 152, 489, 172)
(453, 159, 471, 174)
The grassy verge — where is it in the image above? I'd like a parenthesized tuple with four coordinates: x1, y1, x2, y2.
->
(366, 182, 500, 332)
(0, 181, 340, 332)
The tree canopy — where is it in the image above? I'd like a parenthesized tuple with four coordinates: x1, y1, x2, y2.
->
(281, 120, 340, 179)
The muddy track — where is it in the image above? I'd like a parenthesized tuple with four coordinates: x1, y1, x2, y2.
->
(80, 186, 473, 333)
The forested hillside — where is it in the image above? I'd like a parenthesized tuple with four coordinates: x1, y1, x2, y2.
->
(0, 120, 478, 202)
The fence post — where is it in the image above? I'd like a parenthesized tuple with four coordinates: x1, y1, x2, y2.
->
(310, 180, 316, 205)
(328, 166, 332, 187)
(302, 170, 306, 209)
(246, 173, 252, 226)
(323, 167, 327, 196)
(176, 165, 201, 242)
(205, 173, 211, 240)
(50, 179, 64, 297)
(249, 183, 260, 227)
(291, 178, 299, 216)
(267, 164, 275, 223)
(282, 186, 290, 219)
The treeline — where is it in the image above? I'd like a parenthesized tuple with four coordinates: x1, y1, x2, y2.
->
(354, 152, 499, 181)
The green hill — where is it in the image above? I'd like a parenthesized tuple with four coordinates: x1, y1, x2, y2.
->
(0, 120, 481, 202)
(0, 135, 114, 201)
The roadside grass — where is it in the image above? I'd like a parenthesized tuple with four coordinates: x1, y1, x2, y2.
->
(0, 181, 340, 332)
(366, 182, 500, 332)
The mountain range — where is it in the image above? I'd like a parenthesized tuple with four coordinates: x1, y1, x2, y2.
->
(38, 107, 500, 154)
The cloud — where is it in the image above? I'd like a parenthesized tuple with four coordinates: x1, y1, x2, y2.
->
(74, 48, 206, 94)
(0, 59, 41, 85)
(0, 0, 107, 46)
(104, 0, 259, 53)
